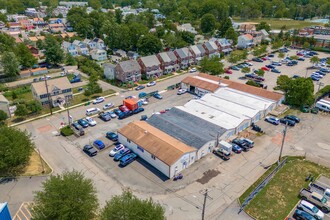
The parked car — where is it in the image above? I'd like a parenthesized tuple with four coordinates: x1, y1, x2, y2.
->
(268, 53, 275, 57)
(147, 81, 156, 87)
(230, 66, 240, 70)
(272, 62, 282, 66)
(279, 118, 296, 126)
(119, 105, 130, 113)
(120, 153, 138, 166)
(266, 64, 275, 69)
(311, 75, 320, 81)
(271, 68, 281, 73)
(103, 103, 114, 110)
(133, 107, 144, 114)
(109, 144, 125, 157)
(99, 112, 111, 121)
(113, 108, 122, 116)
(114, 148, 131, 161)
(230, 143, 242, 154)
(153, 93, 163, 99)
(300, 188, 330, 213)
(85, 117, 97, 126)
(72, 122, 83, 130)
(244, 62, 253, 66)
(135, 85, 145, 91)
(297, 200, 324, 220)
(293, 209, 317, 220)
(93, 97, 105, 104)
(261, 57, 268, 61)
(213, 148, 230, 160)
(139, 99, 148, 105)
(265, 116, 280, 125)
(231, 139, 249, 152)
(225, 69, 233, 74)
(107, 111, 117, 118)
(189, 67, 197, 73)
(83, 144, 97, 157)
(93, 140, 105, 150)
(106, 132, 118, 141)
(78, 119, 89, 128)
(241, 138, 254, 148)
(285, 115, 300, 123)
(252, 57, 263, 62)
(177, 89, 187, 95)
(298, 57, 306, 61)
(261, 66, 270, 71)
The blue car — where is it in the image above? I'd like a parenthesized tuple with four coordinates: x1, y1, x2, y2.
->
(311, 75, 320, 81)
(106, 132, 118, 141)
(93, 140, 105, 150)
(120, 153, 138, 166)
(133, 108, 144, 114)
(230, 143, 242, 154)
(114, 148, 131, 161)
(113, 108, 122, 116)
(153, 93, 163, 99)
(78, 119, 89, 128)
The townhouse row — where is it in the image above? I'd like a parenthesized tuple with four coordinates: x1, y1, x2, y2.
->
(103, 38, 233, 83)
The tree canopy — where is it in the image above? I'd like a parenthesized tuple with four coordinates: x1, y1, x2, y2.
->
(44, 35, 65, 66)
(137, 34, 162, 56)
(200, 56, 224, 75)
(1, 52, 19, 77)
(100, 190, 165, 220)
(32, 170, 99, 220)
(200, 13, 216, 33)
(0, 126, 34, 175)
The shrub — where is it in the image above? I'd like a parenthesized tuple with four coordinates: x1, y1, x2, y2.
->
(60, 126, 74, 136)
(224, 76, 230, 79)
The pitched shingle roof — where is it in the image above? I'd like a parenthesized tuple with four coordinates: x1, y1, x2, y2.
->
(118, 60, 141, 73)
(118, 121, 195, 166)
(158, 52, 171, 63)
(139, 55, 160, 67)
(166, 51, 178, 62)
(147, 107, 226, 150)
(32, 77, 72, 95)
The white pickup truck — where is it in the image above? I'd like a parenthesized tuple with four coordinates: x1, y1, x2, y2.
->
(309, 176, 330, 200)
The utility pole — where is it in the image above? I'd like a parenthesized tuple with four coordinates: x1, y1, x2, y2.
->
(278, 123, 288, 165)
(65, 97, 71, 125)
(44, 75, 53, 115)
(200, 189, 212, 220)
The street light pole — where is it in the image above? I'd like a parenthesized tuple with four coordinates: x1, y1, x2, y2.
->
(278, 123, 288, 165)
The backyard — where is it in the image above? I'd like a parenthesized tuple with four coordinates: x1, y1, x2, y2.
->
(239, 157, 330, 220)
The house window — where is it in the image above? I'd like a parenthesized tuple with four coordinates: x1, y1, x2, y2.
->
(127, 139, 131, 143)
(137, 146, 144, 153)
(151, 154, 156, 160)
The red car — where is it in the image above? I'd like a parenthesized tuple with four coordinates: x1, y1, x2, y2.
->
(261, 57, 268, 61)
(225, 69, 233, 74)
(119, 105, 130, 112)
(261, 66, 270, 71)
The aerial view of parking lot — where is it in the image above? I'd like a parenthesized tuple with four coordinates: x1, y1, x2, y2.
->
(1, 1, 330, 220)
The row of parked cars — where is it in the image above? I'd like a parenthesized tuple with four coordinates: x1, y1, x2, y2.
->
(109, 143, 138, 167)
(213, 138, 255, 161)
(265, 115, 301, 127)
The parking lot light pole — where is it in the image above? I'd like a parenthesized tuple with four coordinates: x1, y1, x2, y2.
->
(278, 123, 288, 165)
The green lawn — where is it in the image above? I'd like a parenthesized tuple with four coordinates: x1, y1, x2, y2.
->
(233, 18, 323, 30)
(70, 89, 116, 106)
(240, 157, 330, 220)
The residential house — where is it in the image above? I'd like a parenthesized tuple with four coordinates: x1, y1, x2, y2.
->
(19, 20, 34, 30)
(215, 38, 233, 55)
(32, 18, 47, 28)
(92, 38, 105, 50)
(48, 18, 63, 24)
(313, 26, 330, 35)
(62, 41, 78, 57)
(174, 48, 195, 69)
(49, 23, 65, 33)
(189, 45, 204, 63)
(8, 22, 22, 31)
(239, 23, 257, 34)
(157, 52, 179, 74)
(103, 63, 116, 80)
(115, 60, 141, 82)
(72, 40, 89, 56)
(27, 45, 39, 58)
(114, 49, 127, 58)
(20, 70, 31, 78)
(138, 55, 163, 79)
(90, 49, 107, 61)
(127, 51, 139, 60)
(25, 8, 39, 17)
(83, 38, 94, 49)
(307, 35, 330, 49)
(177, 23, 198, 35)
(237, 34, 254, 49)
(53, 6, 69, 18)
(0, 94, 10, 117)
(59, 1, 89, 9)
(31, 77, 73, 107)
(202, 41, 220, 57)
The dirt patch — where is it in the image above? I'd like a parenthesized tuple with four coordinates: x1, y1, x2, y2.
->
(271, 132, 292, 145)
(37, 125, 53, 133)
(196, 169, 220, 184)
(21, 150, 52, 176)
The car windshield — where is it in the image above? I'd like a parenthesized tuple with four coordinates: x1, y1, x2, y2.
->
(312, 206, 319, 213)
(321, 197, 327, 203)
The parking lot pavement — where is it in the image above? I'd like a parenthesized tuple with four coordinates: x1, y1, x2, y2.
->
(12, 202, 33, 220)
(287, 200, 330, 220)
(225, 49, 330, 93)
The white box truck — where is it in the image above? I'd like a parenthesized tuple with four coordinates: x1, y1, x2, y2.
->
(316, 99, 330, 112)
(219, 141, 232, 153)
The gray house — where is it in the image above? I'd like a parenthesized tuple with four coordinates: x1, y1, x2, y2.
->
(203, 41, 220, 57)
(157, 52, 179, 74)
(138, 55, 163, 79)
(115, 60, 141, 82)
(189, 45, 204, 63)
(0, 94, 10, 117)
(174, 48, 194, 69)
(147, 107, 227, 160)
(103, 63, 116, 80)
(72, 40, 89, 56)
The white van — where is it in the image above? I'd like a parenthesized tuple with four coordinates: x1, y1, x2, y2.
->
(86, 108, 100, 116)
(316, 99, 330, 112)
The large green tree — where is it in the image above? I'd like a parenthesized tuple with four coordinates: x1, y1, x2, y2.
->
(0, 126, 34, 174)
(256, 21, 271, 32)
(15, 104, 28, 117)
(32, 170, 98, 220)
(137, 34, 162, 56)
(16, 43, 37, 68)
(1, 51, 19, 77)
(200, 13, 216, 33)
(85, 72, 102, 96)
(285, 77, 314, 106)
(310, 56, 320, 66)
(218, 17, 232, 37)
(44, 35, 64, 66)
(200, 56, 224, 75)
(225, 27, 238, 45)
(100, 190, 165, 220)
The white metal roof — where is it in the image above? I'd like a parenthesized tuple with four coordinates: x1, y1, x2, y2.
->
(180, 100, 250, 130)
(213, 87, 275, 111)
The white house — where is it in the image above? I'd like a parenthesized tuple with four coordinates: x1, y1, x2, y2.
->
(237, 34, 254, 49)
(90, 49, 107, 61)
(103, 63, 116, 80)
(118, 121, 197, 178)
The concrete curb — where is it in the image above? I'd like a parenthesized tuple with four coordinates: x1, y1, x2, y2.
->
(10, 92, 119, 127)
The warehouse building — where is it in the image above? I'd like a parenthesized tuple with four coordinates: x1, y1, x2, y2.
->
(148, 107, 227, 159)
(117, 121, 196, 178)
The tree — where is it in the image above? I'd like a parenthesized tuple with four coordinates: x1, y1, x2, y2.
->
(0, 33, 16, 52)
(272, 40, 284, 50)
(85, 72, 102, 96)
(256, 21, 271, 32)
(0, 126, 34, 174)
(225, 27, 238, 45)
(16, 43, 37, 68)
(1, 52, 19, 77)
(179, 31, 195, 45)
(32, 170, 98, 220)
(290, 55, 298, 60)
(88, 0, 101, 9)
(199, 56, 224, 75)
(15, 104, 28, 117)
(137, 34, 162, 56)
(65, 53, 77, 66)
(285, 78, 314, 106)
(200, 13, 216, 33)
(255, 69, 265, 76)
(26, 100, 42, 114)
(100, 190, 165, 220)
(241, 67, 251, 73)
(218, 17, 232, 37)
(310, 56, 320, 66)
(303, 41, 310, 49)
(278, 52, 285, 59)
(0, 110, 8, 124)
(36, 39, 44, 49)
(276, 75, 291, 92)
(115, 9, 123, 24)
(44, 35, 64, 66)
